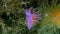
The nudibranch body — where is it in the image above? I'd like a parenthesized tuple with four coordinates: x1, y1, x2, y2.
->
(25, 8, 41, 30)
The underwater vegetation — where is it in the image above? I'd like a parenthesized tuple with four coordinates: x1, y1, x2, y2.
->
(0, 0, 60, 34)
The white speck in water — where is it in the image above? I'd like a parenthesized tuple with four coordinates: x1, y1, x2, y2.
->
(45, 13, 48, 16)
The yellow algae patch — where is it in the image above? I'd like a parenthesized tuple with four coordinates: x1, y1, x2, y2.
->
(51, 10, 60, 28)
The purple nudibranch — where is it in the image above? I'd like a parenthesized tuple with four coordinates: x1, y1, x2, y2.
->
(25, 9, 41, 30)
